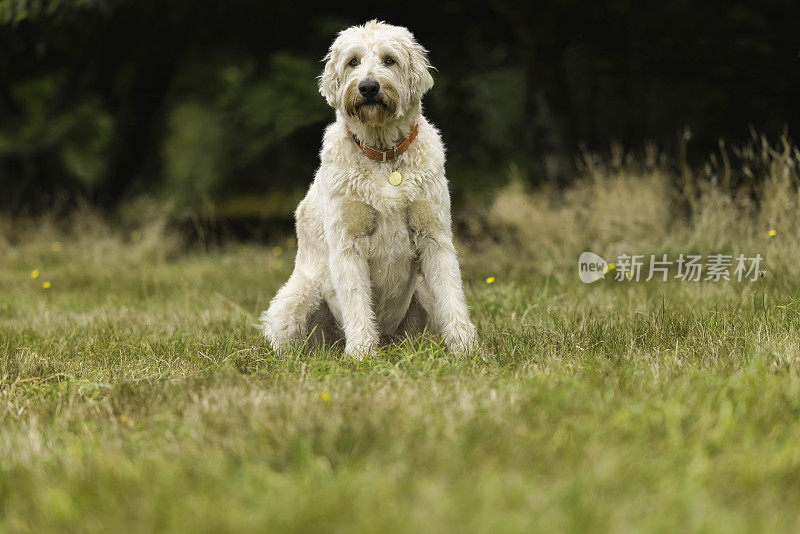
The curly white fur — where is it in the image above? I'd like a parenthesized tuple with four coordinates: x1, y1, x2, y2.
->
(260, 20, 477, 359)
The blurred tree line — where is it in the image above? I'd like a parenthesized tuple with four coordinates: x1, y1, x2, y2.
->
(1, 0, 798, 213)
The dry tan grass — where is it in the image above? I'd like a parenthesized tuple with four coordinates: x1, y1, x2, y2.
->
(476, 133, 800, 277)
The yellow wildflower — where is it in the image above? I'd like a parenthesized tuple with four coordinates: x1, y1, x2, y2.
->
(319, 392, 331, 402)
(486, 276, 495, 284)
(31, 270, 40, 279)
(768, 229, 776, 237)
(42, 281, 51, 289)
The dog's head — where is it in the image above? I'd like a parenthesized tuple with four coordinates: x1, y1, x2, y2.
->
(318, 20, 434, 125)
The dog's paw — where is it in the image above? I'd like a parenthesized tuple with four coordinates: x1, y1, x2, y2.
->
(344, 338, 378, 360)
(444, 321, 478, 356)
(260, 311, 303, 355)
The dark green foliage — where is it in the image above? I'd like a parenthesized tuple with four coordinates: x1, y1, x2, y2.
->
(1, 0, 799, 210)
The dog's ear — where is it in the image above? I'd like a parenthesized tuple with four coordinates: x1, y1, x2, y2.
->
(318, 51, 340, 108)
(408, 41, 434, 97)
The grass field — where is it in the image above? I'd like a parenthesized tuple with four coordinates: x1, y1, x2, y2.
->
(2, 138, 800, 532)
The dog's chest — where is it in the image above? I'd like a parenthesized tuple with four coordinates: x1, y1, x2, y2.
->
(354, 166, 418, 281)
(367, 206, 416, 328)
(358, 163, 418, 212)
(343, 158, 435, 259)
(368, 206, 413, 260)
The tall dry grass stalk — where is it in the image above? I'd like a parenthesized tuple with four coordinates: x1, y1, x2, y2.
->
(477, 132, 800, 276)
(0, 200, 181, 268)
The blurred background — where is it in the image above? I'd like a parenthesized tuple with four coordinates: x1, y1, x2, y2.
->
(1, 0, 798, 231)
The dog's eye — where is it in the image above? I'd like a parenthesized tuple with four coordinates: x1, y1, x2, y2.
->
(383, 57, 395, 66)
(348, 58, 360, 67)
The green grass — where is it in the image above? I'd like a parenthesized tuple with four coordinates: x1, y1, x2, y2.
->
(3, 146, 800, 532)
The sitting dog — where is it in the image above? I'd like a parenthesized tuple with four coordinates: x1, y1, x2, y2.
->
(261, 20, 477, 359)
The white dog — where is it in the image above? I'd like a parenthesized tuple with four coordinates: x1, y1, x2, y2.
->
(261, 20, 477, 359)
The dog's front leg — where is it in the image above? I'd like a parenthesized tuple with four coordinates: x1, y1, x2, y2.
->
(326, 200, 380, 359)
(410, 201, 478, 355)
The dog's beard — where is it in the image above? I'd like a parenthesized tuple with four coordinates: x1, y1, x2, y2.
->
(355, 100, 391, 124)
(343, 82, 399, 125)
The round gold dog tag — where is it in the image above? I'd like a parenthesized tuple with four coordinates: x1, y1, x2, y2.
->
(388, 171, 403, 185)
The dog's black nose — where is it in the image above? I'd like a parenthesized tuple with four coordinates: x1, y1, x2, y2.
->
(358, 79, 380, 98)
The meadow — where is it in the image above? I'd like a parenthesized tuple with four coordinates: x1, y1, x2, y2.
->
(2, 135, 800, 532)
